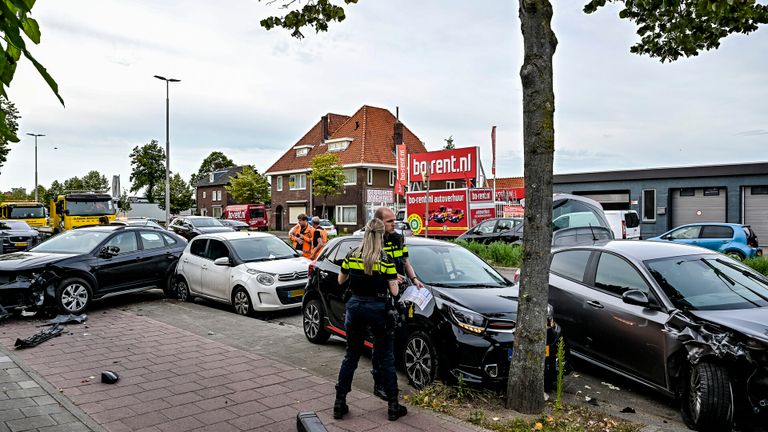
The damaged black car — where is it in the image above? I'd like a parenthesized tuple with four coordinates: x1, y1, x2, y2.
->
(0, 226, 186, 317)
(548, 240, 768, 431)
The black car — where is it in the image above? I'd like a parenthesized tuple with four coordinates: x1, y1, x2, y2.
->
(219, 219, 250, 231)
(168, 216, 234, 240)
(457, 217, 523, 244)
(303, 236, 561, 389)
(547, 240, 768, 431)
(0, 226, 186, 316)
(1, 220, 40, 254)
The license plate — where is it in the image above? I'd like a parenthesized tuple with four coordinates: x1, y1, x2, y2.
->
(287, 289, 304, 298)
(15, 242, 28, 247)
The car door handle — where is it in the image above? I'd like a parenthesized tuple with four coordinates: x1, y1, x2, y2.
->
(586, 300, 604, 309)
(183, 259, 189, 263)
(320, 270, 329, 278)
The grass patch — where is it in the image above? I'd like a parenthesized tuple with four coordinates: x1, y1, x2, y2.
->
(453, 239, 523, 268)
(406, 382, 641, 432)
(744, 256, 768, 276)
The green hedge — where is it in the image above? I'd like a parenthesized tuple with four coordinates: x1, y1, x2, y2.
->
(453, 239, 522, 268)
(744, 257, 768, 277)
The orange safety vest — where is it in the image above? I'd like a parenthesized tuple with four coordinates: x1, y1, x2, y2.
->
(290, 224, 314, 258)
(311, 227, 328, 259)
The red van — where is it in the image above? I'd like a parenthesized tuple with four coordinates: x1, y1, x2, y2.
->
(224, 204, 269, 231)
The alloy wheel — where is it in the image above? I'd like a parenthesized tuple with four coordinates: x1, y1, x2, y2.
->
(61, 284, 88, 313)
(233, 290, 250, 315)
(405, 336, 433, 388)
(304, 303, 320, 339)
(177, 280, 189, 302)
(688, 366, 703, 421)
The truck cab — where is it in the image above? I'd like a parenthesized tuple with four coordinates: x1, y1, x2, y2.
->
(50, 193, 116, 232)
(0, 201, 50, 234)
(223, 203, 268, 231)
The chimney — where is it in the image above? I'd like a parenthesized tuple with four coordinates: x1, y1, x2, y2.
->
(321, 115, 329, 141)
(393, 121, 403, 148)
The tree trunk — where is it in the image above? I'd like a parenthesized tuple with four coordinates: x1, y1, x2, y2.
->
(506, 0, 557, 414)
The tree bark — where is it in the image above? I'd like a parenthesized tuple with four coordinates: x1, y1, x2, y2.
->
(506, 0, 557, 414)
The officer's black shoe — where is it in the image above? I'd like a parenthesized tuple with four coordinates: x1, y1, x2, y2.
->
(333, 399, 349, 420)
(373, 385, 388, 401)
(387, 402, 407, 421)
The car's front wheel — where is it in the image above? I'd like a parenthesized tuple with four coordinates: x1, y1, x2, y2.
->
(403, 330, 438, 389)
(176, 278, 193, 302)
(232, 286, 253, 316)
(56, 277, 91, 314)
(724, 250, 745, 261)
(303, 299, 330, 344)
(681, 361, 733, 432)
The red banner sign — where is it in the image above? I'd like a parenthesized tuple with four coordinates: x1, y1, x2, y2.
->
(469, 188, 493, 203)
(405, 189, 469, 237)
(397, 144, 408, 183)
(408, 147, 478, 182)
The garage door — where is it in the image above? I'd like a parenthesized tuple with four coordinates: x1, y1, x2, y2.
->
(288, 205, 307, 224)
(744, 186, 768, 247)
(575, 191, 630, 210)
(671, 188, 726, 227)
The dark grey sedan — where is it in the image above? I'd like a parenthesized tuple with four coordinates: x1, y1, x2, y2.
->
(548, 240, 767, 431)
(0, 220, 40, 254)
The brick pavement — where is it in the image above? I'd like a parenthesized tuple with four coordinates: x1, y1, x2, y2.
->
(0, 311, 485, 432)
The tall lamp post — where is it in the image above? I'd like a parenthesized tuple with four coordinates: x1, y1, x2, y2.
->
(154, 75, 180, 227)
(26, 133, 45, 202)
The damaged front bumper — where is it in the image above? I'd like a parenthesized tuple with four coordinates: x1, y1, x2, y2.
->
(0, 271, 58, 316)
(665, 310, 768, 419)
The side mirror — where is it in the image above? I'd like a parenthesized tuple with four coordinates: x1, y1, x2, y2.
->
(661, 234, 672, 240)
(64, 209, 70, 216)
(100, 245, 120, 258)
(213, 257, 230, 266)
(622, 289, 649, 307)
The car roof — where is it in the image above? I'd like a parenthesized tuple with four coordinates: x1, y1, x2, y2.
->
(330, 235, 457, 248)
(674, 222, 745, 227)
(194, 231, 276, 241)
(556, 240, 718, 261)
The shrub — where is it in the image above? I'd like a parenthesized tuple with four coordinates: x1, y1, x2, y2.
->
(453, 239, 522, 268)
(744, 257, 768, 276)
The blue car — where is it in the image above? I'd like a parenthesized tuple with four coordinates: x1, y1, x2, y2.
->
(648, 223, 762, 260)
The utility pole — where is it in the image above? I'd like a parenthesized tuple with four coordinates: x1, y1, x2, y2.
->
(154, 75, 181, 226)
(27, 133, 45, 203)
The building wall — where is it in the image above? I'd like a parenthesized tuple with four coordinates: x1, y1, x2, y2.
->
(196, 185, 233, 217)
(553, 173, 768, 239)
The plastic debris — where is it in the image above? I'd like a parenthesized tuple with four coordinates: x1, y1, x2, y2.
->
(601, 381, 621, 391)
(14, 324, 63, 348)
(41, 314, 88, 326)
(584, 385, 591, 389)
(621, 407, 636, 413)
(207, 331, 215, 335)
(101, 371, 119, 384)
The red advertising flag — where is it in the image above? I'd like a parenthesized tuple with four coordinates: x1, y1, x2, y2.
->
(491, 126, 496, 176)
(396, 144, 408, 184)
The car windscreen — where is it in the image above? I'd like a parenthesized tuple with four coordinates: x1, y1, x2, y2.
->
(0, 220, 31, 230)
(191, 218, 224, 227)
(645, 255, 768, 310)
(67, 200, 115, 216)
(229, 236, 297, 262)
(9, 207, 45, 218)
(408, 244, 510, 288)
(30, 230, 111, 254)
(552, 199, 610, 232)
(249, 208, 265, 219)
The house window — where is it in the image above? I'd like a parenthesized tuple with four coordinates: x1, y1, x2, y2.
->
(680, 188, 695, 197)
(367, 169, 373, 185)
(202, 191, 206, 199)
(389, 171, 395, 187)
(446, 181, 456, 189)
(343, 169, 356, 186)
(289, 174, 306, 190)
(336, 205, 357, 225)
(642, 189, 656, 222)
(277, 176, 283, 191)
(703, 188, 720, 197)
(212, 206, 222, 218)
(296, 148, 309, 157)
(752, 186, 768, 195)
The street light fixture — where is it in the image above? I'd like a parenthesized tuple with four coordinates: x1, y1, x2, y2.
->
(26, 133, 45, 203)
(154, 75, 181, 227)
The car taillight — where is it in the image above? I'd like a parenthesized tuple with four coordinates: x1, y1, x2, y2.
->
(308, 260, 316, 279)
(621, 220, 627, 239)
(513, 268, 521, 284)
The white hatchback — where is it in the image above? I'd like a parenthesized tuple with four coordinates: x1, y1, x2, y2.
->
(175, 231, 310, 315)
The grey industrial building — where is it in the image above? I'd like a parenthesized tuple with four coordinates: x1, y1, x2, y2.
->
(552, 162, 768, 245)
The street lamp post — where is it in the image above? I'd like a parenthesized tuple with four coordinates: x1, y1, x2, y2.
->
(154, 75, 180, 227)
(26, 133, 45, 203)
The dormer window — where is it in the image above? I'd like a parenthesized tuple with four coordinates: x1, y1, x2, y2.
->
(325, 137, 352, 152)
(209, 172, 214, 182)
(294, 144, 313, 157)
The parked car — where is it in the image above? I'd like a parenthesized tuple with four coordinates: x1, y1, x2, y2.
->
(219, 219, 250, 231)
(175, 231, 310, 315)
(353, 221, 412, 237)
(224, 203, 269, 231)
(168, 216, 234, 240)
(457, 217, 523, 244)
(112, 218, 165, 230)
(318, 219, 337, 237)
(302, 235, 562, 389)
(0, 220, 40, 254)
(603, 210, 641, 240)
(547, 240, 768, 431)
(0, 226, 186, 315)
(648, 222, 761, 260)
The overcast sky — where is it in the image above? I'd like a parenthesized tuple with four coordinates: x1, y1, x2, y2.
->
(1, 0, 766, 194)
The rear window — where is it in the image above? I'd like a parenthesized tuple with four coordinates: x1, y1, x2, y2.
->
(550, 250, 592, 282)
(700, 225, 733, 239)
(624, 212, 640, 228)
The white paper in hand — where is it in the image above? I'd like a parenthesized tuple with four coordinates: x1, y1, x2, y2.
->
(399, 285, 433, 311)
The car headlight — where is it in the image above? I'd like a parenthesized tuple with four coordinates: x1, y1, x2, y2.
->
(247, 269, 275, 286)
(447, 304, 487, 335)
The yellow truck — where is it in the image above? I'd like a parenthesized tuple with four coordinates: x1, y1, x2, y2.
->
(50, 193, 116, 232)
(0, 201, 51, 234)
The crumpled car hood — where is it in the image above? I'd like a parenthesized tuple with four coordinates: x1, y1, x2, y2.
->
(433, 286, 520, 320)
(0, 252, 76, 270)
(691, 308, 768, 344)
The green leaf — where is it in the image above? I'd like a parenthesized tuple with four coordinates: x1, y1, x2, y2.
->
(21, 17, 40, 44)
(22, 48, 64, 107)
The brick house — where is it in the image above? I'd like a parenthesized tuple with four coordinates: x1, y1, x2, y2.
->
(265, 105, 428, 232)
(194, 165, 250, 218)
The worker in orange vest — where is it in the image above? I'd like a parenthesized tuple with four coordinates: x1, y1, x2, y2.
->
(310, 216, 328, 259)
(289, 213, 314, 258)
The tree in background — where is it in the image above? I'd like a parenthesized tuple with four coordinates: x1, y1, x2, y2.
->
(81, 170, 109, 192)
(44, 180, 64, 203)
(190, 151, 235, 186)
(225, 166, 270, 204)
(8, 187, 26, 200)
(0, 96, 20, 174)
(309, 153, 345, 219)
(442, 135, 455, 150)
(0, 0, 64, 148)
(118, 189, 132, 213)
(129, 140, 166, 203)
(63, 176, 84, 192)
(156, 173, 194, 215)
(258, 0, 768, 415)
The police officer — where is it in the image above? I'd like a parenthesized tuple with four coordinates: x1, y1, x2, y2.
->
(333, 218, 408, 422)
